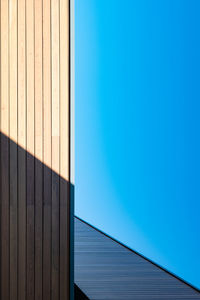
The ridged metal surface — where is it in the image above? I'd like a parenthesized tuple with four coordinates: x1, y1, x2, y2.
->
(75, 217, 200, 300)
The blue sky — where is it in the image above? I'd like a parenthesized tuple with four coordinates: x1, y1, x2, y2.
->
(75, 0, 200, 289)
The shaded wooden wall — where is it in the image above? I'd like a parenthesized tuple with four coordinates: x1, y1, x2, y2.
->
(0, 0, 73, 299)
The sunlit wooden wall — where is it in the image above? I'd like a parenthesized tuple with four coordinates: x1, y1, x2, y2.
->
(0, 0, 72, 299)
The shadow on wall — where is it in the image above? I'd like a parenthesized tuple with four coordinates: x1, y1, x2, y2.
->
(0, 132, 74, 300)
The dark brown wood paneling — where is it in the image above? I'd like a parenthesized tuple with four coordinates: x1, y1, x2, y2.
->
(0, 1, 72, 299)
(26, 152, 35, 300)
(0, 136, 10, 300)
(10, 141, 18, 300)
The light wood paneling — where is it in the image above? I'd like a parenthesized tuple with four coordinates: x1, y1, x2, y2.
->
(0, 0, 72, 299)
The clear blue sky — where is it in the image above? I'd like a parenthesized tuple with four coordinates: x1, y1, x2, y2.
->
(75, 0, 200, 289)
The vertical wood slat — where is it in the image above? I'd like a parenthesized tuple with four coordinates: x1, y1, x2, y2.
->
(26, 0, 35, 299)
(43, 0, 52, 299)
(9, 0, 18, 299)
(18, 0, 27, 299)
(51, 0, 60, 299)
(0, 0, 10, 299)
(60, 0, 70, 299)
(35, 0, 43, 299)
(0, 1, 71, 299)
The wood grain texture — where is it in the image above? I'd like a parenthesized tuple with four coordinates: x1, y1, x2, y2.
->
(51, 0, 60, 299)
(75, 217, 200, 300)
(43, 0, 52, 299)
(0, 0, 72, 299)
(0, 1, 10, 299)
(26, 0, 35, 298)
(9, 0, 18, 298)
(34, 0, 43, 299)
(60, 0, 70, 299)
(18, 0, 27, 299)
